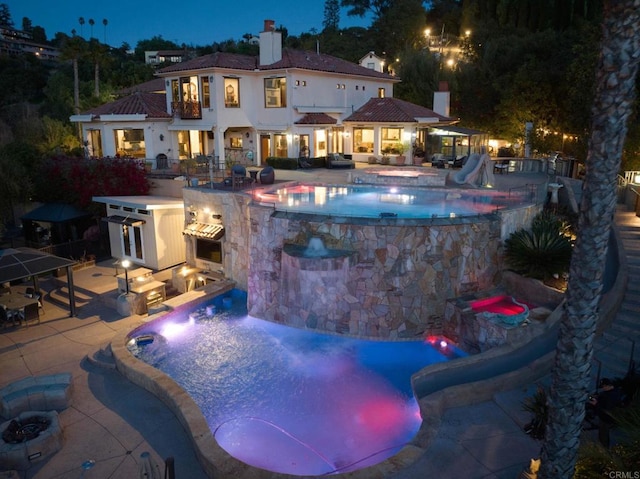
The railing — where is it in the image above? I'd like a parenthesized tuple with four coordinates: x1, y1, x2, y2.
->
(35, 239, 90, 262)
(170, 100, 202, 119)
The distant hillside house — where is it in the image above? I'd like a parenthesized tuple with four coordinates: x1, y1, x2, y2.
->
(145, 50, 190, 65)
(71, 19, 465, 171)
(0, 26, 59, 60)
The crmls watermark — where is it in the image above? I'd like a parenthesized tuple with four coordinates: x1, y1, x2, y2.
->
(607, 472, 640, 479)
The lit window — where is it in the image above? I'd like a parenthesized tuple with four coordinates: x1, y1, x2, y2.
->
(224, 77, 240, 107)
(114, 129, 146, 158)
(265, 77, 287, 108)
(202, 76, 210, 109)
(353, 128, 374, 153)
(378, 87, 385, 98)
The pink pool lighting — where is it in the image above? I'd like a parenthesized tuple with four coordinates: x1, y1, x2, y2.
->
(470, 295, 528, 316)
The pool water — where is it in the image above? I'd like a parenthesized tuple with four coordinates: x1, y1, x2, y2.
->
(127, 293, 466, 476)
(253, 183, 528, 218)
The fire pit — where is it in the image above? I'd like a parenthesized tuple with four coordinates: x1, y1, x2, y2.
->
(0, 411, 62, 470)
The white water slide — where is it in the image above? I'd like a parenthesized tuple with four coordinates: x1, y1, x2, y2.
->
(447, 153, 495, 186)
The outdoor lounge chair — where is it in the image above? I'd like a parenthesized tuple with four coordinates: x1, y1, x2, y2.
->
(259, 166, 275, 185)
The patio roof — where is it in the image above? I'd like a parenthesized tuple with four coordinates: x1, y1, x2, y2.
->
(0, 247, 78, 316)
(0, 248, 77, 284)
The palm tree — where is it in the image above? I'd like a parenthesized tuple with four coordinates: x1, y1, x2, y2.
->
(102, 18, 108, 44)
(88, 38, 109, 97)
(88, 18, 95, 39)
(78, 17, 84, 37)
(60, 35, 87, 116)
(539, 1, 640, 477)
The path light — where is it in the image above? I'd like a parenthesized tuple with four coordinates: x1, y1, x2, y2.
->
(121, 259, 131, 294)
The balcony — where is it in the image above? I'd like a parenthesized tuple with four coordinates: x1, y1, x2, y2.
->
(171, 101, 202, 119)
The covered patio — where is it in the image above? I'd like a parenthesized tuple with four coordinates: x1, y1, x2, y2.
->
(0, 248, 78, 317)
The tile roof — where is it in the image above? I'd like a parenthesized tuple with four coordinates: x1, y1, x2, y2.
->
(82, 91, 171, 119)
(118, 78, 166, 96)
(294, 113, 337, 125)
(159, 51, 258, 73)
(158, 49, 395, 80)
(344, 97, 455, 123)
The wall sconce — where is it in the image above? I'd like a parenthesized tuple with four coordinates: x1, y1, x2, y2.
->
(245, 132, 250, 138)
(344, 131, 351, 138)
(159, 134, 164, 141)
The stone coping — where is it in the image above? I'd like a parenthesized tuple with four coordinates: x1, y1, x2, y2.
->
(110, 226, 627, 479)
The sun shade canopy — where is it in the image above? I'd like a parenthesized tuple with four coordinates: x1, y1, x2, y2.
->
(0, 247, 77, 284)
(102, 215, 146, 227)
(182, 222, 225, 240)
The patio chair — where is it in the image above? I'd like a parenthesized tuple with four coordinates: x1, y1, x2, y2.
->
(259, 166, 275, 185)
(0, 306, 17, 328)
(19, 302, 40, 327)
(494, 159, 510, 174)
(25, 287, 44, 312)
(231, 164, 249, 189)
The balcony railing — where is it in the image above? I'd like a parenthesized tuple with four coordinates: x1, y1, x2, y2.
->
(171, 101, 202, 119)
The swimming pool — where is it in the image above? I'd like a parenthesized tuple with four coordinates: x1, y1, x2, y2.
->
(127, 292, 466, 476)
(253, 183, 532, 218)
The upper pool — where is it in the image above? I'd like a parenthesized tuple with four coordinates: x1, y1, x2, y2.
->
(252, 183, 533, 219)
(127, 291, 466, 476)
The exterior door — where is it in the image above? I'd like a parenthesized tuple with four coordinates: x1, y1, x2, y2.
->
(260, 135, 271, 165)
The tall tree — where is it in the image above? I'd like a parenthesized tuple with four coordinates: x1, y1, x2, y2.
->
(340, 0, 393, 19)
(59, 35, 87, 115)
(87, 38, 109, 98)
(102, 18, 108, 44)
(88, 18, 95, 38)
(0, 3, 13, 27)
(539, 1, 640, 477)
(78, 17, 85, 37)
(323, 0, 341, 30)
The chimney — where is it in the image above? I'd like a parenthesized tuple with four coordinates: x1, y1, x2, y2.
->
(259, 19, 282, 66)
(433, 81, 450, 117)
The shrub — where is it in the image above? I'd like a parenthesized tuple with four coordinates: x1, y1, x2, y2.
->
(504, 210, 574, 280)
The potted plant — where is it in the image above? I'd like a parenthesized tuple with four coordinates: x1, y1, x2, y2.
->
(395, 142, 407, 166)
(225, 156, 236, 176)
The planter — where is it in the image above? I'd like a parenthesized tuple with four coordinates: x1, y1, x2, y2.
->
(413, 156, 424, 166)
(396, 155, 406, 166)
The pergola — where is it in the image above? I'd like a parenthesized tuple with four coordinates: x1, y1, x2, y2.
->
(0, 247, 78, 317)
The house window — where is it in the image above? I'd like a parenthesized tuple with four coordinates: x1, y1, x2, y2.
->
(378, 87, 385, 98)
(171, 79, 179, 102)
(381, 127, 402, 154)
(122, 225, 144, 261)
(202, 76, 210, 109)
(264, 77, 287, 108)
(274, 134, 288, 157)
(88, 129, 102, 158)
(230, 137, 243, 149)
(224, 77, 239, 107)
(181, 77, 198, 102)
(353, 128, 374, 153)
(114, 129, 146, 158)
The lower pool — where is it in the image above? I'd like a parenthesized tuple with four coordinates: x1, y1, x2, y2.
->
(127, 291, 466, 476)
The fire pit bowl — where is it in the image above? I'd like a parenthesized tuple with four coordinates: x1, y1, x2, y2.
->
(0, 411, 62, 470)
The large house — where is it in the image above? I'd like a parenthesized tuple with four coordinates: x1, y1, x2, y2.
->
(71, 19, 471, 170)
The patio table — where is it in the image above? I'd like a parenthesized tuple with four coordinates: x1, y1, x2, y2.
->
(0, 293, 37, 317)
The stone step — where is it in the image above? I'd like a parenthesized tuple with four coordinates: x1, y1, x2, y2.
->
(47, 286, 95, 309)
(592, 349, 636, 378)
(84, 343, 116, 370)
